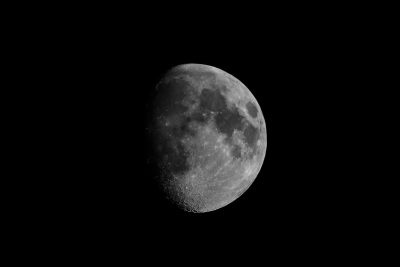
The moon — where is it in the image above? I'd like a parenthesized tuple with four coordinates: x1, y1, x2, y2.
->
(148, 63, 267, 212)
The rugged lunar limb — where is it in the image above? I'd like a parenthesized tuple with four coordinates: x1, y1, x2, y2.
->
(151, 63, 267, 212)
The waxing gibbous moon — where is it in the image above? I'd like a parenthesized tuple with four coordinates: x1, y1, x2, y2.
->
(148, 63, 267, 212)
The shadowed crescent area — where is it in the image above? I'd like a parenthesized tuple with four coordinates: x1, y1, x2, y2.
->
(148, 63, 267, 212)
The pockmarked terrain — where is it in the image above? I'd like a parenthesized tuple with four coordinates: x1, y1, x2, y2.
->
(149, 64, 267, 212)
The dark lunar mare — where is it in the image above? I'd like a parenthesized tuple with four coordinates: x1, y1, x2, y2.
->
(246, 101, 258, 118)
(231, 145, 242, 158)
(243, 122, 259, 149)
(192, 87, 260, 158)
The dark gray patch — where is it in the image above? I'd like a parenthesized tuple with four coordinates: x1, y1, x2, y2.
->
(231, 144, 242, 159)
(191, 111, 210, 123)
(246, 101, 258, 118)
(154, 78, 190, 116)
(243, 123, 259, 149)
(171, 116, 196, 138)
(215, 107, 244, 139)
(193, 88, 246, 140)
(193, 87, 249, 150)
(198, 88, 226, 113)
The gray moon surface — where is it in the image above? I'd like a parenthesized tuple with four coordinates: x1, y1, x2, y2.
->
(149, 63, 267, 212)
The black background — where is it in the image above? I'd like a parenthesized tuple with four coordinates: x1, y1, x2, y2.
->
(17, 9, 374, 259)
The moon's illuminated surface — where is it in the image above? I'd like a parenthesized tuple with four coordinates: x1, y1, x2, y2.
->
(149, 63, 267, 212)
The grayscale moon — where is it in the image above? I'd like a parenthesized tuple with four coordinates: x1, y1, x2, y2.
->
(148, 63, 267, 212)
